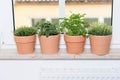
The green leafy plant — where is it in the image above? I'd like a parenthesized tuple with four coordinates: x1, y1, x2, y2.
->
(36, 21, 60, 37)
(88, 22, 112, 36)
(14, 26, 37, 36)
(60, 13, 87, 36)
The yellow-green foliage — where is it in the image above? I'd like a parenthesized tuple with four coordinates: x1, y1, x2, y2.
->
(88, 22, 112, 36)
(14, 26, 37, 36)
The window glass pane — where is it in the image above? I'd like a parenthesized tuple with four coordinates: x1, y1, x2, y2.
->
(32, 18, 46, 26)
(65, 0, 112, 25)
(14, 0, 59, 28)
(51, 18, 59, 26)
(104, 18, 111, 25)
(85, 18, 98, 23)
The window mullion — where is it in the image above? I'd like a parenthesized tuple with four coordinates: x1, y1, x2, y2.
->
(59, 0, 65, 18)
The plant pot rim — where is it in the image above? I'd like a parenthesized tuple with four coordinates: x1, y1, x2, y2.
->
(39, 34, 60, 37)
(64, 34, 86, 37)
(64, 34, 86, 42)
(90, 35, 112, 37)
(14, 34, 36, 37)
(14, 35, 36, 43)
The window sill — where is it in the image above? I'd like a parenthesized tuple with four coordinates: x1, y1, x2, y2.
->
(0, 49, 120, 60)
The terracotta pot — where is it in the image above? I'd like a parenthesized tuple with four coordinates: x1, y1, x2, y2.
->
(64, 34, 86, 54)
(39, 34, 60, 54)
(14, 35, 36, 54)
(89, 35, 112, 55)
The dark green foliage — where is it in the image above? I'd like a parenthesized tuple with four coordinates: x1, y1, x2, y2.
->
(88, 22, 112, 36)
(14, 26, 37, 36)
(36, 21, 60, 37)
(60, 13, 87, 36)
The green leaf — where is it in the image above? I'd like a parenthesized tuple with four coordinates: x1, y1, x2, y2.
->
(88, 22, 112, 36)
(35, 21, 60, 37)
(60, 13, 87, 36)
(14, 26, 37, 36)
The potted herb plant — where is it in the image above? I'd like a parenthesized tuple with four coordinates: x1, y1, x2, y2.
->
(14, 26, 37, 54)
(60, 13, 87, 54)
(36, 21, 60, 54)
(88, 22, 112, 55)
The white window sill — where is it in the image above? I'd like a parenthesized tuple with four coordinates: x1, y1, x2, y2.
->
(0, 49, 120, 60)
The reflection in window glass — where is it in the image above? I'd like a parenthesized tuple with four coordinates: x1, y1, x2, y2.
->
(14, 0, 59, 27)
(65, 0, 112, 25)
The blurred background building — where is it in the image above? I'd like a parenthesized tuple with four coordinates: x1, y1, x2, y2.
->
(14, 0, 112, 27)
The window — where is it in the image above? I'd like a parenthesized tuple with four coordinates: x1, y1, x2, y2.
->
(104, 18, 111, 25)
(31, 18, 59, 26)
(85, 18, 98, 24)
(14, 0, 112, 28)
(14, 0, 59, 27)
(65, 0, 112, 25)
(51, 18, 59, 26)
(2, 0, 120, 49)
(32, 18, 46, 26)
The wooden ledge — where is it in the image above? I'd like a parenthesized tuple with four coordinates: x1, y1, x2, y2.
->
(0, 49, 120, 60)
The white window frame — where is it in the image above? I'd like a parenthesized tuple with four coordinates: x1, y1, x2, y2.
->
(0, 0, 120, 49)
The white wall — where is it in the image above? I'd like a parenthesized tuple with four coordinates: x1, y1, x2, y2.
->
(112, 0, 120, 45)
(0, 0, 14, 48)
(0, 60, 120, 80)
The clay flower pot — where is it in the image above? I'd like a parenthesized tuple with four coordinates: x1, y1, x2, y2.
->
(89, 35, 112, 55)
(39, 34, 60, 54)
(64, 34, 86, 54)
(14, 35, 36, 54)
